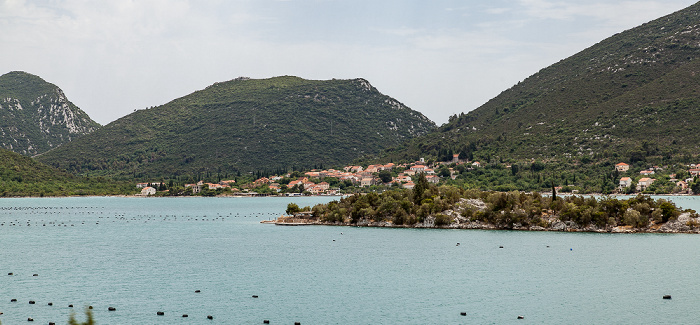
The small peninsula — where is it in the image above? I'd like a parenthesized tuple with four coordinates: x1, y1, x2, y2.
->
(270, 177, 700, 234)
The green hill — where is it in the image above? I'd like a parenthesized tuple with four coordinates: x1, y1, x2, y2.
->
(0, 147, 133, 196)
(0, 71, 100, 155)
(389, 2, 700, 165)
(37, 76, 435, 178)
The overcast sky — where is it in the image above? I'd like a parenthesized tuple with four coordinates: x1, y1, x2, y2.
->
(1, 0, 697, 125)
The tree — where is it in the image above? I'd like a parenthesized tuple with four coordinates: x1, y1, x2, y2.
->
(377, 170, 392, 183)
(286, 203, 301, 215)
(413, 172, 429, 204)
(437, 165, 451, 178)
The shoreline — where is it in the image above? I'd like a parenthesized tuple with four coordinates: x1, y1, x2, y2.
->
(265, 217, 700, 234)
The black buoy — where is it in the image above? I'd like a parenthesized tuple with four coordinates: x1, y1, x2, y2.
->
(518, 315, 525, 319)
(252, 295, 259, 298)
(29, 300, 35, 304)
(460, 312, 467, 316)
(295, 322, 300, 325)
(88, 305, 93, 309)
(8, 272, 13, 275)
(49, 323, 55, 325)
(11, 298, 17, 302)
(663, 295, 672, 300)
(33, 274, 38, 276)
(68, 304, 73, 308)
(28, 317, 34, 321)
(108, 306, 116, 311)
(48, 302, 53, 306)
(263, 320, 270, 324)
(207, 315, 213, 320)
(182, 314, 189, 317)
(157, 311, 165, 316)
(499, 246, 504, 248)
(195, 290, 201, 293)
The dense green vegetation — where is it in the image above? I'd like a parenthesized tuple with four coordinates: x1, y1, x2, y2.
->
(439, 159, 696, 194)
(37, 76, 435, 179)
(381, 2, 700, 185)
(307, 176, 691, 230)
(0, 71, 100, 156)
(0, 148, 135, 197)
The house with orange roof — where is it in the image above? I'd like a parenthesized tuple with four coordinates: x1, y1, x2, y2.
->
(615, 162, 630, 172)
(677, 180, 688, 190)
(317, 182, 330, 190)
(636, 178, 655, 191)
(360, 177, 376, 187)
(619, 177, 632, 189)
(402, 181, 415, 189)
(140, 187, 156, 196)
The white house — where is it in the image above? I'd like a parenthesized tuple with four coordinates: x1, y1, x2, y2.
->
(141, 187, 156, 196)
(619, 177, 632, 189)
(636, 178, 655, 191)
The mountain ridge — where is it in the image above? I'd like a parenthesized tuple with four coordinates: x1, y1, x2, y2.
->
(0, 71, 100, 156)
(386, 1, 700, 164)
(38, 76, 436, 178)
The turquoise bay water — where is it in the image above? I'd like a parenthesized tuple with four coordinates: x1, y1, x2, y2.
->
(2, 196, 700, 324)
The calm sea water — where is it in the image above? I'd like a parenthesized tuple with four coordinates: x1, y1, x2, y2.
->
(2, 196, 700, 324)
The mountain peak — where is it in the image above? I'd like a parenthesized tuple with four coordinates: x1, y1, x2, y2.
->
(0, 71, 100, 156)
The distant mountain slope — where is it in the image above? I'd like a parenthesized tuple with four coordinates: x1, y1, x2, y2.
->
(38, 76, 435, 178)
(0, 147, 72, 183)
(0, 147, 135, 196)
(0, 71, 100, 156)
(390, 2, 700, 164)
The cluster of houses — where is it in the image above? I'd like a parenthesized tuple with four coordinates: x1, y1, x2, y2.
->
(134, 155, 484, 196)
(135, 180, 237, 196)
(244, 155, 478, 195)
(616, 162, 696, 192)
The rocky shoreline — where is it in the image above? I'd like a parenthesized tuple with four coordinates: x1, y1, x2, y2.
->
(268, 196, 700, 234)
(269, 212, 700, 234)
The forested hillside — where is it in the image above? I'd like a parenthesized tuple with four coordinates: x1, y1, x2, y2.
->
(38, 76, 435, 179)
(387, 2, 700, 166)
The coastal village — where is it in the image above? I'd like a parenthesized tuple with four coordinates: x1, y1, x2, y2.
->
(135, 154, 700, 197)
(615, 162, 699, 194)
(135, 155, 480, 196)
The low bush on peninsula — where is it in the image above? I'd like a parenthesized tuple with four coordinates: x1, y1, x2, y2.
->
(303, 175, 697, 231)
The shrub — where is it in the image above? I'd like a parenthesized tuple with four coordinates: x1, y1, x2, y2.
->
(434, 214, 453, 226)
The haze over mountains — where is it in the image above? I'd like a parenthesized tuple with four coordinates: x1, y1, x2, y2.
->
(37, 76, 435, 178)
(388, 2, 700, 164)
(0, 72, 99, 156)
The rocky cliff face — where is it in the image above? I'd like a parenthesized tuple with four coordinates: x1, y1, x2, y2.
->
(0, 71, 100, 156)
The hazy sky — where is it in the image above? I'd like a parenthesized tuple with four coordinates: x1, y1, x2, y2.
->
(1, 0, 696, 125)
